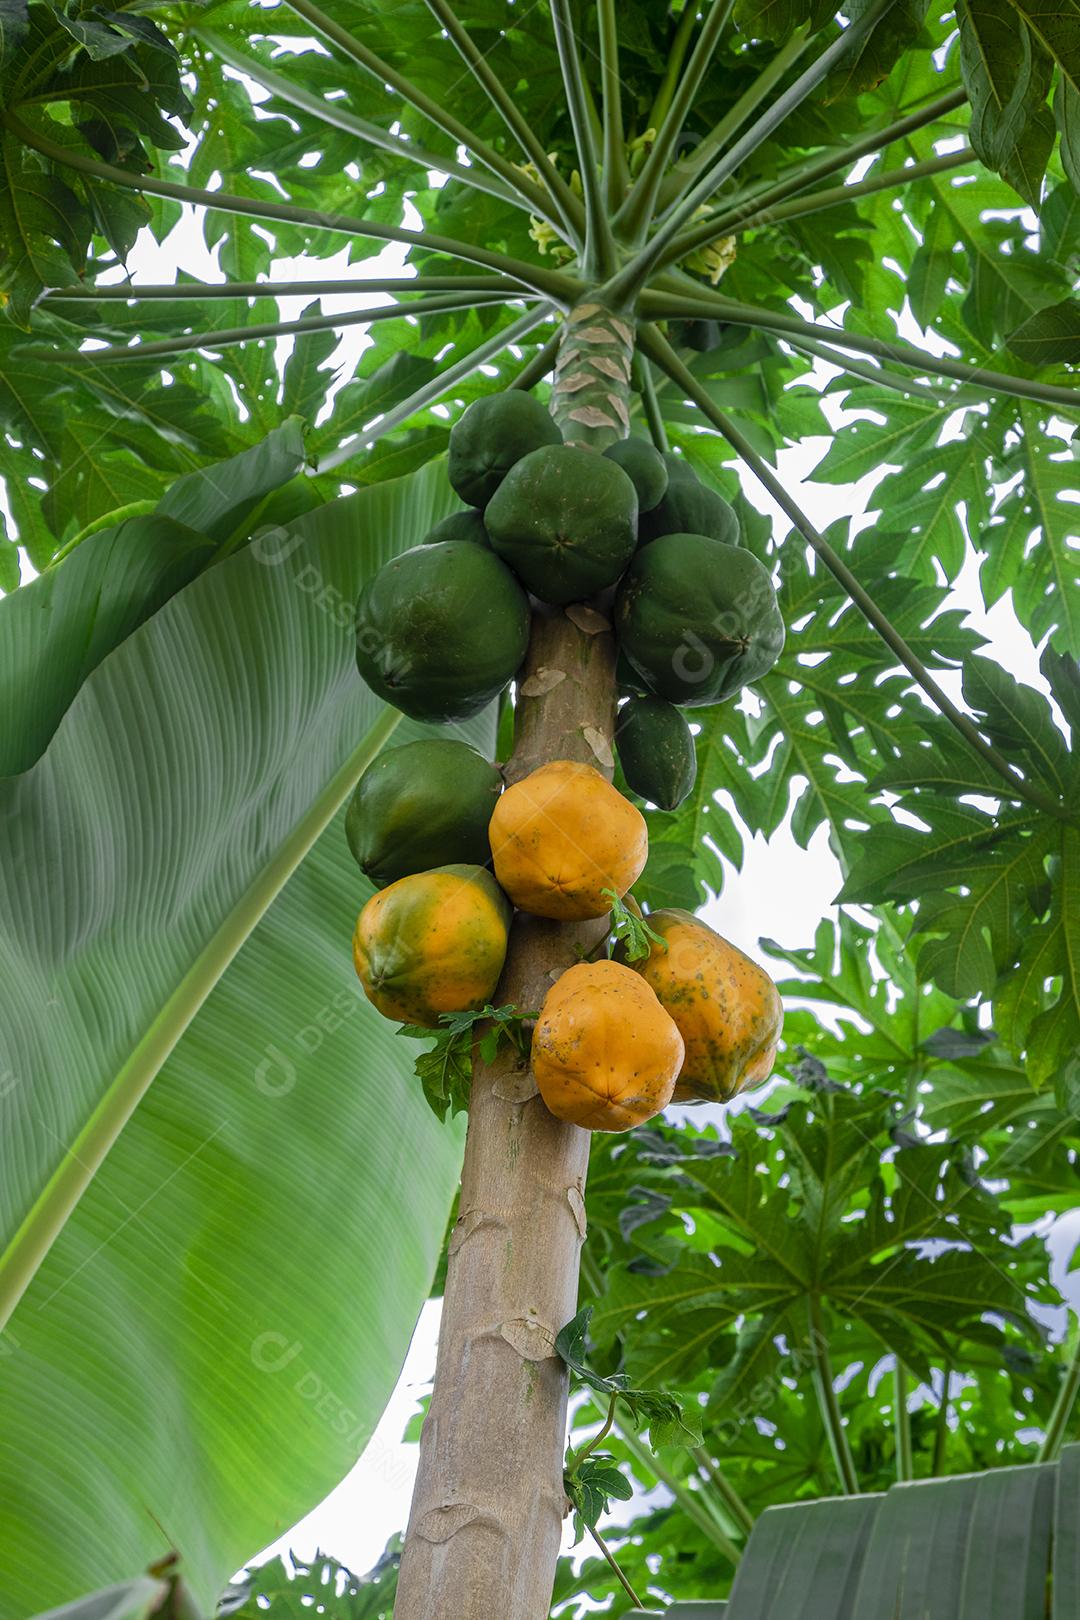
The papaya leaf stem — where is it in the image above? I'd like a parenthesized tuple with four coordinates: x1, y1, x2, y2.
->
(639, 288, 1080, 412)
(509, 330, 562, 392)
(278, 0, 568, 236)
(894, 1360, 914, 1482)
(586, 1525, 645, 1609)
(671, 84, 968, 245)
(549, 0, 617, 278)
(807, 1295, 860, 1495)
(568, 1391, 620, 1474)
(316, 307, 554, 472)
(641, 324, 1071, 823)
(606, 0, 900, 302)
(193, 28, 529, 217)
(656, 27, 813, 214)
(639, 358, 670, 451)
(597, 0, 630, 212)
(40, 274, 527, 303)
(931, 1364, 953, 1475)
(0, 707, 404, 1335)
(687, 147, 975, 249)
(1038, 1321, 1080, 1461)
(612, 1421, 745, 1564)
(20, 291, 529, 364)
(784, 336, 947, 401)
(616, 0, 734, 243)
(6, 116, 581, 304)
(691, 1447, 756, 1537)
(644, 0, 700, 137)
(421, 0, 584, 241)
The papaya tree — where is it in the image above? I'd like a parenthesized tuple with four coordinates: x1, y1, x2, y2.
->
(0, 0, 1078, 1617)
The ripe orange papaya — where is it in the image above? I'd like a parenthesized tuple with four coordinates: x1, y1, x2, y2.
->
(531, 960, 684, 1132)
(488, 760, 647, 920)
(623, 909, 782, 1102)
(352, 864, 511, 1028)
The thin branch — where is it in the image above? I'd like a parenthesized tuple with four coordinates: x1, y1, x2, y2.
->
(510, 330, 561, 391)
(421, 0, 583, 241)
(640, 324, 1071, 821)
(585, 1525, 645, 1609)
(639, 288, 1080, 412)
(807, 1296, 860, 1495)
(194, 27, 527, 215)
(279, 0, 568, 236)
(657, 26, 813, 214)
(693, 84, 969, 238)
(597, 0, 630, 212)
(315, 306, 553, 472)
(40, 274, 521, 303)
(639, 358, 669, 450)
(1038, 1327, 1080, 1462)
(605, 0, 899, 300)
(674, 147, 974, 257)
(20, 290, 523, 364)
(616, 0, 734, 242)
(8, 115, 581, 304)
(549, 0, 617, 277)
(894, 1361, 914, 1483)
(691, 1447, 755, 1536)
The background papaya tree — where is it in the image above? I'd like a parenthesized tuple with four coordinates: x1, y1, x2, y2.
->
(0, 0, 1079, 1615)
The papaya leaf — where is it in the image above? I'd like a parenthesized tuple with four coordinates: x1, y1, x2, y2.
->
(397, 1024, 475, 1123)
(398, 1005, 534, 1122)
(556, 1307, 702, 1450)
(957, 0, 1054, 200)
(604, 889, 668, 962)
(564, 1452, 634, 1543)
(1007, 296, 1080, 366)
(222, 1546, 400, 1620)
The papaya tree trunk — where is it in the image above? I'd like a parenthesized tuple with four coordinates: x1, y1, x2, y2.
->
(393, 300, 635, 1620)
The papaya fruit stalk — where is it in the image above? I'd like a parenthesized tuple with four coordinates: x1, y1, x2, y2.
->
(393, 301, 635, 1620)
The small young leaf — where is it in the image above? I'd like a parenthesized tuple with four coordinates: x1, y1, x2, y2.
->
(397, 1006, 534, 1122)
(556, 1307, 702, 1449)
(564, 1452, 633, 1541)
(603, 890, 667, 963)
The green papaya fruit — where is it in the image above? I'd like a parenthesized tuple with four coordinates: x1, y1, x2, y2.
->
(615, 533, 784, 707)
(421, 509, 491, 547)
(615, 696, 697, 810)
(355, 541, 530, 722)
(485, 444, 638, 604)
(639, 476, 740, 547)
(615, 649, 649, 697)
(602, 436, 669, 513)
(346, 738, 503, 888)
(615, 690, 702, 810)
(448, 392, 562, 507)
(662, 451, 699, 485)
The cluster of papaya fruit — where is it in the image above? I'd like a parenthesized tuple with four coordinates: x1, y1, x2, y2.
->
(354, 390, 785, 811)
(346, 740, 781, 1130)
(346, 389, 783, 1132)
